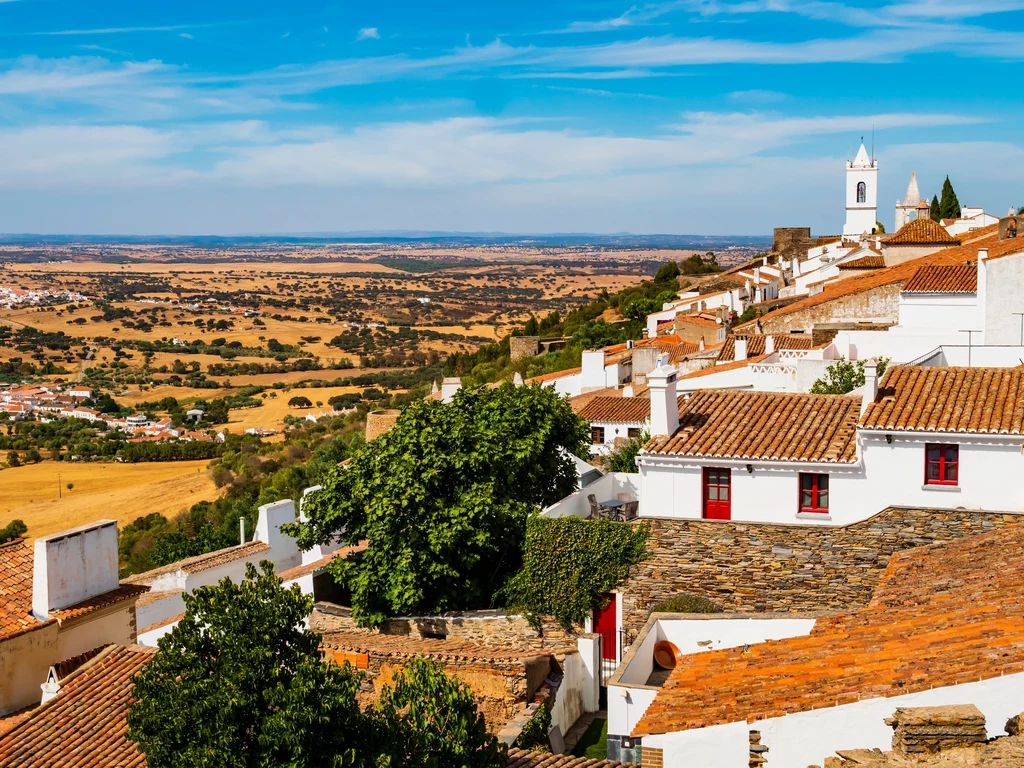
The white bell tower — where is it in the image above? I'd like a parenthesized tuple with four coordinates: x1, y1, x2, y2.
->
(843, 140, 878, 237)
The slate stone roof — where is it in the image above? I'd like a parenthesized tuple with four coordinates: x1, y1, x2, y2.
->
(900, 264, 977, 293)
(0, 539, 146, 641)
(506, 749, 633, 767)
(632, 521, 1024, 737)
(644, 390, 861, 463)
(883, 217, 960, 246)
(0, 645, 154, 767)
(861, 366, 1024, 435)
(576, 397, 651, 424)
(321, 630, 558, 664)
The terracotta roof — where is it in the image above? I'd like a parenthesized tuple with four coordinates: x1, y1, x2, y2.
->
(124, 541, 271, 584)
(632, 521, 1024, 737)
(321, 629, 557, 663)
(662, 342, 702, 363)
(901, 264, 977, 293)
(718, 335, 814, 361)
(836, 255, 885, 270)
(49, 644, 110, 682)
(883, 217, 960, 246)
(678, 354, 771, 380)
(526, 366, 581, 385)
(644, 390, 860, 463)
(0, 539, 48, 640)
(861, 366, 1024, 434)
(577, 396, 651, 423)
(0, 645, 154, 767)
(1, 540, 146, 641)
(277, 542, 367, 583)
(506, 749, 633, 767)
(674, 313, 722, 329)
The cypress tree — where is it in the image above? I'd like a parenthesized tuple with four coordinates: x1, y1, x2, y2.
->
(939, 176, 961, 221)
(930, 195, 941, 222)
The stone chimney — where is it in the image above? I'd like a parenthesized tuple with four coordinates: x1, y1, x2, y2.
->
(734, 337, 748, 362)
(886, 705, 987, 757)
(440, 377, 462, 403)
(861, 359, 878, 417)
(648, 365, 679, 438)
(32, 520, 119, 620)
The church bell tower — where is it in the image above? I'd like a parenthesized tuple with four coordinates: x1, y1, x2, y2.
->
(843, 140, 878, 237)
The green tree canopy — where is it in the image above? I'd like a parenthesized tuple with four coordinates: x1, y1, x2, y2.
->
(127, 562, 377, 768)
(606, 428, 649, 473)
(522, 315, 539, 336)
(621, 297, 661, 322)
(654, 260, 680, 282)
(810, 357, 890, 395)
(939, 176, 961, 221)
(930, 195, 941, 222)
(289, 383, 590, 626)
(288, 395, 313, 408)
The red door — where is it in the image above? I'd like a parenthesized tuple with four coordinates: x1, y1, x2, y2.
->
(703, 468, 732, 520)
(593, 593, 618, 661)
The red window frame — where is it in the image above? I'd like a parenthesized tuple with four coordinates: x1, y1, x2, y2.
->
(925, 444, 959, 486)
(591, 426, 605, 445)
(798, 473, 829, 513)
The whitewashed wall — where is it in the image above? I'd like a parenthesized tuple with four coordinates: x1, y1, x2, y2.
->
(542, 473, 640, 519)
(589, 419, 648, 456)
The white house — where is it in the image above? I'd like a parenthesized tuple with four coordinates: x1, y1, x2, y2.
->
(576, 394, 650, 455)
(634, 363, 1024, 527)
(631, 522, 1024, 768)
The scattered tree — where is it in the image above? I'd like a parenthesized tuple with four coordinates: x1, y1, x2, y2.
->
(0, 519, 27, 544)
(287, 395, 313, 408)
(938, 176, 961, 221)
(930, 195, 941, 222)
(875, 221, 886, 234)
(654, 260, 680, 282)
(66, 482, 74, 491)
(289, 383, 589, 627)
(810, 357, 890, 395)
(6, 451, 19, 468)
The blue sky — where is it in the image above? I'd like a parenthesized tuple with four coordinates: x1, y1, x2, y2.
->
(0, 0, 1021, 235)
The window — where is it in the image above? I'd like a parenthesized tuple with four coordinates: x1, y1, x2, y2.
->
(925, 444, 959, 485)
(591, 426, 605, 445)
(627, 427, 640, 440)
(856, 181, 866, 203)
(799, 473, 829, 513)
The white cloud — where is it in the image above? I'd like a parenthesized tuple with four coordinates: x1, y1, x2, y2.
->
(357, 27, 380, 40)
(727, 89, 787, 102)
(0, 56, 170, 95)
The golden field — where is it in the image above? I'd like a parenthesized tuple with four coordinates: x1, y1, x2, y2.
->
(0, 459, 221, 542)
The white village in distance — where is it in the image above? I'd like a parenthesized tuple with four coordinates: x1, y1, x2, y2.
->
(1, 135, 1024, 768)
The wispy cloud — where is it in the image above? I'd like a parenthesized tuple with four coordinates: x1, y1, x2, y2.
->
(544, 2, 688, 33)
(357, 27, 380, 40)
(0, 56, 170, 95)
(727, 89, 787, 102)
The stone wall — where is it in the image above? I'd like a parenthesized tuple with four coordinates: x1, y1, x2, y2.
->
(773, 227, 813, 259)
(365, 409, 401, 441)
(757, 283, 900, 335)
(620, 506, 1021, 636)
(510, 336, 540, 361)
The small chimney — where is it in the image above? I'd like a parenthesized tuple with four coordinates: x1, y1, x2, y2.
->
(792, 258, 802, 277)
(581, 350, 607, 392)
(430, 380, 439, 395)
(513, 372, 524, 387)
(622, 385, 634, 398)
(254, 499, 300, 571)
(765, 335, 775, 354)
(762, 254, 769, 266)
(441, 377, 462, 403)
(40, 681, 60, 705)
(754, 267, 761, 284)
(698, 337, 705, 351)
(734, 337, 748, 362)
(627, 339, 635, 350)
(861, 359, 879, 417)
(32, 521, 119, 620)
(239, 517, 246, 545)
(648, 365, 679, 438)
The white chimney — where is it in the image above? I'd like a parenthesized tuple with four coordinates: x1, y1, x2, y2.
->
(513, 372, 524, 387)
(762, 255, 769, 266)
(622, 385, 634, 398)
(32, 521, 119, 620)
(40, 681, 60, 705)
(581, 350, 606, 392)
(861, 359, 879, 417)
(734, 337, 748, 361)
(792, 258, 802, 277)
(765, 335, 775, 355)
(255, 499, 301, 571)
(648, 365, 679, 438)
(440, 377, 461, 403)
(430, 381, 439, 395)
(754, 267, 761, 284)
(977, 247, 988, 340)
(239, 517, 246, 545)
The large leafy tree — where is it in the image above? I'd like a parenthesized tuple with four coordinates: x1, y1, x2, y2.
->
(939, 176, 961, 221)
(290, 383, 590, 626)
(375, 657, 505, 768)
(127, 562, 377, 768)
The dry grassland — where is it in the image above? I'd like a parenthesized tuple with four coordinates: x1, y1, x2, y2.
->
(0, 459, 221, 542)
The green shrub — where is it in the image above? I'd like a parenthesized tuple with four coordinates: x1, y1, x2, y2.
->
(651, 593, 722, 614)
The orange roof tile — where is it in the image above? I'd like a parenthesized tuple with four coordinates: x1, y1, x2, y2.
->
(123, 541, 271, 584)
(0, 645, 154, 767)
(675, 313, 722, 329)
(505, 749, 633, 767)
(525, 366, 581, 385)
(861, 366, 1024, 434)
(718, 335, 814, 361)
(678, 354, 771, 380)
(901, 264, 977, 293)
(883, 217, 960, 246)
(633, 522, 1024, 737)
(836, 255, 885, 270)
(577, 396, 651, 423)
(277, 542, 367, 583)
(645, 390, 860, 463)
